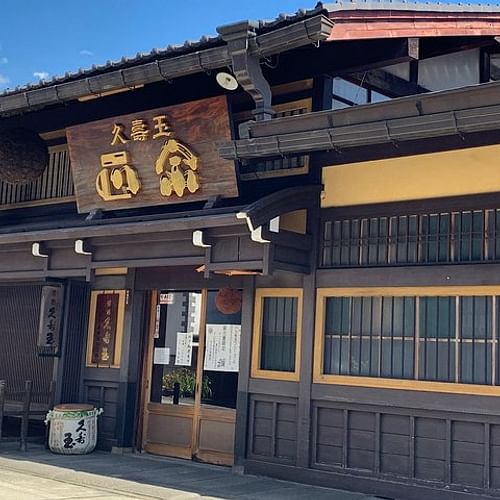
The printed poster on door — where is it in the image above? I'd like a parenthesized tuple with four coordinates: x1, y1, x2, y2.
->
(175, 332, 193, 366)
(204, 324, 241, 372)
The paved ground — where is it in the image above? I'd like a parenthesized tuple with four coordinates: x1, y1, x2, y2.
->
(0, 443, 381, 500)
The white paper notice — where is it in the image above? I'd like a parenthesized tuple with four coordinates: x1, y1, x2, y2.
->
(153, 347, 170, 365)
(175, 332, 193, 366)
(204, 324, 241, 372)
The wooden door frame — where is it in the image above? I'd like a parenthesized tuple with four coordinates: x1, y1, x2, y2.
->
(137, 289, 157, 451)
(139, 287, 238, 465)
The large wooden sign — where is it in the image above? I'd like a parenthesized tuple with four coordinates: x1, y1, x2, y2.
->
(67, 96, 238, 213)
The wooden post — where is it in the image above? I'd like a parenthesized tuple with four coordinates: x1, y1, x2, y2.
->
(20, 380, 32, 452)
(48, 380, 56, 409)
(45, 380, 56, 449)
(0, 380, 5, 441)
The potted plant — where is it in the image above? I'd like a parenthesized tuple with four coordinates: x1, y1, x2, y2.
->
(162, 368, 212, 399)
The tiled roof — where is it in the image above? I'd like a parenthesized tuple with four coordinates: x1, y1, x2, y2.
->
(0, 5, 324, 98)
(0, 1, 497, 100)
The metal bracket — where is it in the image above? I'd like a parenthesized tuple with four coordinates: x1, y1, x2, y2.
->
(237, 212, 280, 244)
(75, 239, 92, 256)
(192, 230, 212, 248)
(32, 242, 49, 258)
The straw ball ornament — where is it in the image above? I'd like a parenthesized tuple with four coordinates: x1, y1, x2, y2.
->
(0, 128, 48, 184)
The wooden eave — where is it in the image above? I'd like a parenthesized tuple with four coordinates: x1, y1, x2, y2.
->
(218, 80, 500, 160)
(0, 188, 316, 276)
(0, 211, 243, 245)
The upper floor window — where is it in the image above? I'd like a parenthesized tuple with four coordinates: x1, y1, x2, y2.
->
(321, 207, 500, 268)
(332, 77, 390, 110)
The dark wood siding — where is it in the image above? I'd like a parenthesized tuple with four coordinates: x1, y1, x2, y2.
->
(60, 280, 90, 403)
(0, 284, 54, 402)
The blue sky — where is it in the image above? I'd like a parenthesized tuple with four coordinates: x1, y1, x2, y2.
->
(0, 0, 497, 91)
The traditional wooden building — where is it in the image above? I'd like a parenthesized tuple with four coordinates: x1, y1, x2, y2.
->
(3, 1, 500, 498)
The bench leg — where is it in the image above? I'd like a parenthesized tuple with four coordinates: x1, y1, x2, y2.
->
(0, 380, 5, 441)
(20, 380, 32, 452)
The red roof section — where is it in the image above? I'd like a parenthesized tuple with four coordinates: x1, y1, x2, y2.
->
(327, 10, 500, 39)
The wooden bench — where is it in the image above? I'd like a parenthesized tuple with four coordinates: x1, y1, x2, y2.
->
(0, 380, 56, 451)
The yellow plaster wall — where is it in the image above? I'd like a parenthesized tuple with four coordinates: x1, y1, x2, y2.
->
(281, 209, 307, 234)
(322, 144, 500, 207)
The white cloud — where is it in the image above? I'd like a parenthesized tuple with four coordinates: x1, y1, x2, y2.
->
(0, 74, 9, 85)
(0, 57, 7, 64)
(33, 71, 49, 80)
(80, 49, 93, 56)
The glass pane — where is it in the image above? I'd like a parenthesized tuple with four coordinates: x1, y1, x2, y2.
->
(460, 296, 492, 385)
(461, 343, 491, 385)
(419, 297, 456, 382)
(419, 339, 456, 382)
(370, 90, 390, 103)
(333, 77, 368, 104)
(323, 296, 415, 379)
(150, 291, 202, 406)
(420, 297, 455, 338)
(260, 296, 297, 372)
(490, 53, 500, 81)
(202, 289, 242, 409)
(332, 98, 350, 110)
(380, 297, 415, 379)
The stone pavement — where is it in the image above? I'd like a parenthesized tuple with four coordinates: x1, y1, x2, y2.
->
(0, 443, 382, 500)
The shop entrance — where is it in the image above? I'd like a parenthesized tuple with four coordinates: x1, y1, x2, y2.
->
(140, 288, 242, 465)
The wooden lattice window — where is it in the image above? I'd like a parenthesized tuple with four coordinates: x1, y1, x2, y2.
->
(251, 289, 303, 381)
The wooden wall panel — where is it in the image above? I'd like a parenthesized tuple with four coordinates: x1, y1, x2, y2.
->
(248, 395, 297, 464)
(84, 381, 119, 450)
(307, 397, 500, 496)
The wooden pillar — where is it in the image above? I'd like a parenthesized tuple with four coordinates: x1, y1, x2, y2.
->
(114, 269, 148, 450)
(233, 278, 255, 469)
(20, 380, 33, 451)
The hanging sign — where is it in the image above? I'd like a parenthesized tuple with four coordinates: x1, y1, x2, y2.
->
(37, 285, 64, 356)
(159, 292, 174, 305)
(67, 96, 238, 213)
(204, 324, 241, 372)
(90, 293, 120, 367)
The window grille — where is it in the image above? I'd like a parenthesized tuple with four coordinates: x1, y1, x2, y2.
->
(322, 295, 498, 386)
(321, 209, 500, 267)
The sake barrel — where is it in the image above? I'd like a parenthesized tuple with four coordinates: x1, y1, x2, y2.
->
(45, 404, 103, 454)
